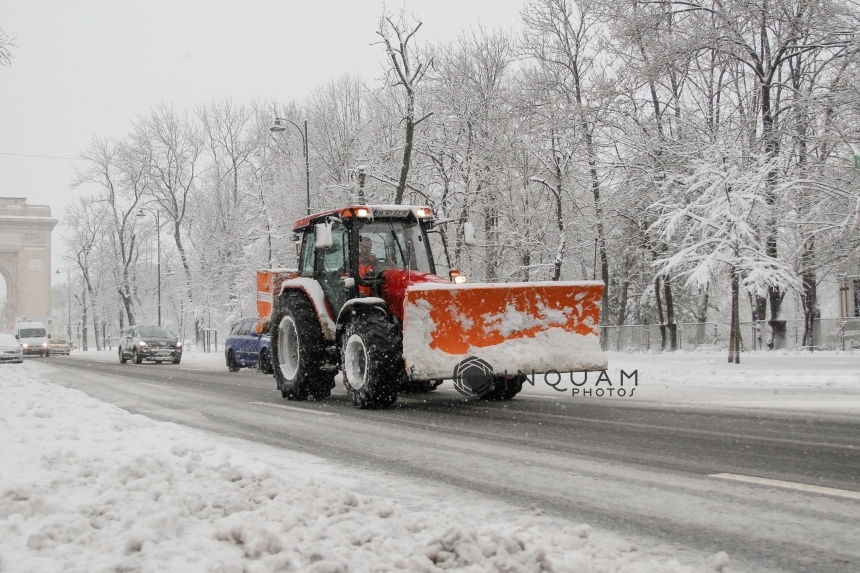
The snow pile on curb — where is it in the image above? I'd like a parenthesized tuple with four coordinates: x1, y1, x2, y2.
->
(0, 365, 700, 572)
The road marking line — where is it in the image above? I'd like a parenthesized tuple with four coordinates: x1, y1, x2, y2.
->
(139, 382, 172, 389)
(250, 402, 334, 416)
(709, 473, 860, 500)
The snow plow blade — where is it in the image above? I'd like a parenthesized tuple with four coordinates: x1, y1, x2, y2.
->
(402, 281, 607, 381)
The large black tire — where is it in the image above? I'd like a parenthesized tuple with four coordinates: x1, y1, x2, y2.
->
(134, 349, 143, 364)
(259, 348, 273, 375)
(119, 347, 127, 364)
(173, 356, 181, 365)
(479, 373, 526, 401)
(341, 313, 402, 409)
(226, 350, 240, 372)
(270, 291, 334, 401)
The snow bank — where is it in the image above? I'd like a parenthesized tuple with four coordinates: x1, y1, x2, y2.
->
(0, 364, 702, 572)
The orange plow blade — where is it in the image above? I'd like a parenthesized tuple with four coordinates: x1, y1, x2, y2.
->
(402, 281, 607, 381)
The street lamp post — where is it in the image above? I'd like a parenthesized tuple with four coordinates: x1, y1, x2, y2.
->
(137, 209, 162, 326)
(269, 117, 311, 215)
(54, 267, 72, 340)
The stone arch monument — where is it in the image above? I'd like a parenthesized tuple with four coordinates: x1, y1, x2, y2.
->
(0, 197, 58, 332)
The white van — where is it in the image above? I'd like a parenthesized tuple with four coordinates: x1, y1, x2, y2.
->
(15, 322, 50, 357)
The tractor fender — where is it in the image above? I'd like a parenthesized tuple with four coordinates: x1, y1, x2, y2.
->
(278, 278, 337, 341)
(336, 298, 389, 341)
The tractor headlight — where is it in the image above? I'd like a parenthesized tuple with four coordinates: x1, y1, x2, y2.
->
(21, 343, 28, 348)
(42, 342, 48, 347)
(139, 341, 148, 347)
(355, 207, 370, 218)
(176, 342, 182, 348)
(449, 270, 467, 284)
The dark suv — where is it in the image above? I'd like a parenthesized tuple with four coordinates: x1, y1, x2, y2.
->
(119, 325, 182, 364)
(225, 317, 272, 374)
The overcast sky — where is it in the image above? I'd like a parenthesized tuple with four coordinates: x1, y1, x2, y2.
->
(0, 0, 524, 286)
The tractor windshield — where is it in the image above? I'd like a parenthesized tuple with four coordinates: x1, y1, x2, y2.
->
(357, 219, 434, 276)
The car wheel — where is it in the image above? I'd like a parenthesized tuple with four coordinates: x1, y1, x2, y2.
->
(227, 350, 240, 372)
(119, 347, 127, 364)
(134, 349, 143, 364)
(259, 348, 273, 375)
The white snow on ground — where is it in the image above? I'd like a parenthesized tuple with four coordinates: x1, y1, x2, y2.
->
(604, 350, 860, 389)
(0, 362, 710, 572)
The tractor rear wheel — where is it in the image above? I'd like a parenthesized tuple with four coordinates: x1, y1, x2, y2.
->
(479, 373, 526, 401)
(271, 291, 333, 401)
(341, 313, 402, 409)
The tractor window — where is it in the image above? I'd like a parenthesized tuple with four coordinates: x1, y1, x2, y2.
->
(357, 220, 434, 275)
(300, 230, 315, 276)
(316, 223, 348, 274)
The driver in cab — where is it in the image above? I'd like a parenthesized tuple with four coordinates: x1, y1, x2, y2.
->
(358, 236, 377, 295)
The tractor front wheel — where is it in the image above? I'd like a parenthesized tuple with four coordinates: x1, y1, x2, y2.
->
(341, 313, 402, 409)
(271, 292, 333, 401)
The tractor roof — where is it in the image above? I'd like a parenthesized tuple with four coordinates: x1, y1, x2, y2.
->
(293, 205, 434, 230)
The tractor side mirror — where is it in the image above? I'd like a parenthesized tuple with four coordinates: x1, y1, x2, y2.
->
(315, 222, 333, 249)
(463, 222, 477, 246)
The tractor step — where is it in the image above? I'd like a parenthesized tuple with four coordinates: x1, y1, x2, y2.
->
(320, 364, 339, 372)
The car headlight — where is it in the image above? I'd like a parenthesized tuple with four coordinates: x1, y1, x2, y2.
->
(139, 341, 148, 347)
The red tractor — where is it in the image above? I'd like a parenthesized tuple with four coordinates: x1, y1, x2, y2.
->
(263, 205, 606, 409)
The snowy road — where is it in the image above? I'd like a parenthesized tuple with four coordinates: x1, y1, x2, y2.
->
(36, 354, 860, 572)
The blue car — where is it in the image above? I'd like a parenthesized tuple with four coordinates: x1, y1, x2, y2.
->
(225, 317, 273, 374)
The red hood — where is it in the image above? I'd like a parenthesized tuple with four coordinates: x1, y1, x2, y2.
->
(379, 269, 449, 322)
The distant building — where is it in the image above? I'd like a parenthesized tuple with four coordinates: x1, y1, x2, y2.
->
(0, 197, 59, 332)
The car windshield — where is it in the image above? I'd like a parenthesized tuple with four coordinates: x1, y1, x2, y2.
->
(52, 338, 68, 344)
(137, 327, 175, 338)
(0, 334, 18, 345)
(357, 220, 433, 275)
(19, 328, 46, 338)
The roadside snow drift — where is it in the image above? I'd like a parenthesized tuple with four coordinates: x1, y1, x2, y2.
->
(0, 364, 700, 572)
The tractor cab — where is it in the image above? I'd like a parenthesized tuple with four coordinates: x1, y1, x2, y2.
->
(293, 205, 440, 318)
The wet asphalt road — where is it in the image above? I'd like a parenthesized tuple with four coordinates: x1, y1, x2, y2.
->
(38, 355, 860, 573)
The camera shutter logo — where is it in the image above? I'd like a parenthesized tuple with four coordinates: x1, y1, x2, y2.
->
(452, 356, 494, 397)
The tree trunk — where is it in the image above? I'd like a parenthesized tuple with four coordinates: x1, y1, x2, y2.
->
(80, 289, 89, 352)
(617, 279, 630, 327)
(729, 267, 740, 364)
(395, 104, 415, 205)
(654, 275, 665, 351)
(801, 236, 817, 347)
(664, 276, 677, 351)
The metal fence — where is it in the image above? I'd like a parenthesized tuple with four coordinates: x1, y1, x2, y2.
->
(601, 318, 860, 352)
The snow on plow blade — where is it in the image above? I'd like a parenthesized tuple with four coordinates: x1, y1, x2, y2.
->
(402, 281, 607, 381)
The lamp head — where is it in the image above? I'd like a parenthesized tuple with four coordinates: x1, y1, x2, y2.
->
(269, 118, 287, 133)
(136, 209, 146, 218)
